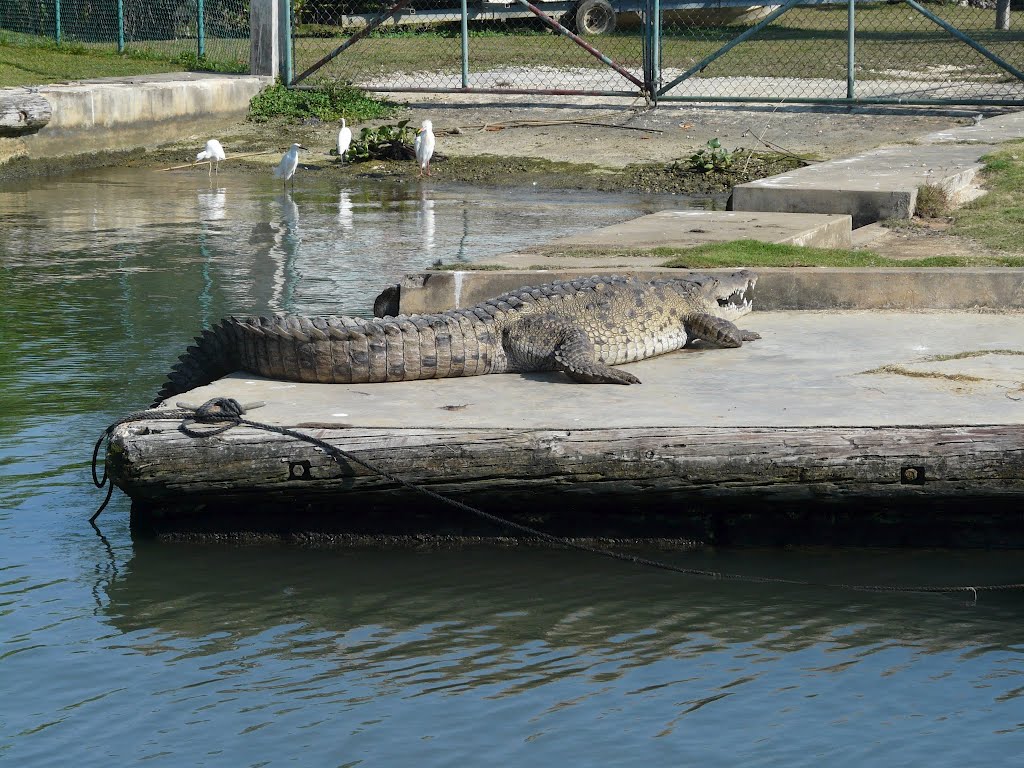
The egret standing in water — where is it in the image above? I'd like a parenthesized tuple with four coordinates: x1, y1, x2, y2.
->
(194, 139, 226, 176)
(337, 119, 352, 162)
(273, 143, 307, 188)
(415, 120, 435, 178)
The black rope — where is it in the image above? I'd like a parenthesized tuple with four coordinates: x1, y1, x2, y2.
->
(92, 397, 1024, 598)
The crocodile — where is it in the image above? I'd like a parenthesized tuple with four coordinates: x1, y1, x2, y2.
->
(152, 270, 759, 406)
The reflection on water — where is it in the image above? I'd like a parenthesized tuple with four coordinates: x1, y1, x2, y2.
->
(1, 167, 1022, 766)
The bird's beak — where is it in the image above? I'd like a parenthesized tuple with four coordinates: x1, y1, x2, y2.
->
(298, 145, 308, 150)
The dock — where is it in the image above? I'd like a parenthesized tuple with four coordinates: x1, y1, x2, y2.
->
(105, 110, 1024, 546)
(108, 301, 1024, 546)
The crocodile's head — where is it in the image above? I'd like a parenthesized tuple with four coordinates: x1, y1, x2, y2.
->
(688, 269, 757, 321)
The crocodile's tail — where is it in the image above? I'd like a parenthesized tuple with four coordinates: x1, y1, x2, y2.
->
(152, 310, 506, 406)
(152, 320, 242, 407)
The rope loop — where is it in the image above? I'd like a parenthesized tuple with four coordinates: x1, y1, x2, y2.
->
(194, 397, 246, 422)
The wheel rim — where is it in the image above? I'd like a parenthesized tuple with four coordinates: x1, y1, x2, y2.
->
(580, 5, 613, 34)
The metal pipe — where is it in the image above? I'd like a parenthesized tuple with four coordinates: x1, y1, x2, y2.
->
(54, 0, 61, 44)
(847, 0, 855, 99)
(651, 0, 660, 103)
(198, 0, 205, 59)
(362, 86, 641, 97)
(282, 0, 294, 85)
(292, 0, 413, 85)
(656, 94, 1024, 107)
(907, 0, 1024, 82)
(460, 0, 469, 88)
(512, 0, 646, 90)
(657, 0, 804, 97)
(117, 0, 124, 53)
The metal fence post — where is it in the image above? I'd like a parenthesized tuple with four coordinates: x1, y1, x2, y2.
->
(54, 0, 61, 44)
(847, 0, 855, 99)
(651, 0, 660, 103)
(280, 0, 294, 84)
(117, 0, 125, 53)
(460, 0, 469, 88)
(198, 0, 206, 58)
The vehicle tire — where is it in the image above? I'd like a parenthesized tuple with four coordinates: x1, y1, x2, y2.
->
(574, 0, 617, 36)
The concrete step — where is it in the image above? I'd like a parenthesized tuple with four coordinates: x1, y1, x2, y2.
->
(485, 210, 852, 271)
(731, 144, 994, 227)
(548, 209, 852, 249)
(391, 267, 1024, 315)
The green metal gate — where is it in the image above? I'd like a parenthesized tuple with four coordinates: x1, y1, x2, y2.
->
(289, 0, 1024, 105)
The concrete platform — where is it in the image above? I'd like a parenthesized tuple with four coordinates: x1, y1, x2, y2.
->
(0, 73, 270, 165)
(731, 144, 993, 227)
(536, 210, 851, 251)
(163, 311, 1024, 429)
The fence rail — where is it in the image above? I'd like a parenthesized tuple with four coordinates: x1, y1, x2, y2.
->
(0, 0, 251, 71)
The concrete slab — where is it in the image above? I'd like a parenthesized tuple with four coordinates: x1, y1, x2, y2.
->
(919, 111, 1024, 145)
(170, 311, 1024, 430)
(0, 73, 271, 165)
(539, 210, 852, 251)
(392, 268, 1024, 315)
(731, 144, 995, 227)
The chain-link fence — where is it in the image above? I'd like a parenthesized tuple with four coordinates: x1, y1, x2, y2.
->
(291, 0, 1024, 105)
(0, 0, 251, 71)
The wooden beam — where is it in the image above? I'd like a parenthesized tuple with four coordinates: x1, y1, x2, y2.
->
(109, 421, 1024, 543)
(0, 93, 52, 137)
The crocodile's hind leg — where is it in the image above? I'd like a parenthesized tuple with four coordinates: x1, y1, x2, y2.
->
(686, 313, 761, 348)
(502, 314, 641, 384)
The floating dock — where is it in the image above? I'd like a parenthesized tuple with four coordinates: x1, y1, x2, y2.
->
(107, 278, 1024, 547)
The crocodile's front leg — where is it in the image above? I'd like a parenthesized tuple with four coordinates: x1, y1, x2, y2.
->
(686, 313, 761, 348)
(502, 315, 641, 384)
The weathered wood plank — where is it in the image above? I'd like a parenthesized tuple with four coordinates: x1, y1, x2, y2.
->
(109, 421, 1024, 500)
(0, 93, 52, 136)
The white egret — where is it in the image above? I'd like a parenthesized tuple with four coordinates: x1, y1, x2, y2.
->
(337, 118, 352, 162)
(273, 143, 307, 188)
(194, 139, 226, 175)
(414, 119, 435, 178)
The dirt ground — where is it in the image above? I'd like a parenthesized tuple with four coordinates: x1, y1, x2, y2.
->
(186, 94, 1008, 259)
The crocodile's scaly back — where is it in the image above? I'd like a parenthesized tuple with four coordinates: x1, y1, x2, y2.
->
(152, 272, 758, 406)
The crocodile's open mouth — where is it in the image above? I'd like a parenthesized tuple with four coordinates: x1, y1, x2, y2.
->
(716, 274, 756, 315)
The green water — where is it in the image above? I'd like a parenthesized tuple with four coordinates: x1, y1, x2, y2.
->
(1, 167, 1022, 766)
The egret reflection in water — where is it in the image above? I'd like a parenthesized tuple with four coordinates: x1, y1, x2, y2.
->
(338, 190, 354, 232)
(197, 187, 227, 221)
(418, 190, 436, 256)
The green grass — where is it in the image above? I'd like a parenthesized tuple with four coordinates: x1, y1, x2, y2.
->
(0, 34, 247, 87)
(247, 82, 397, 123)
(950, 140, 1024, 251)
(656, 240, 1024, 268)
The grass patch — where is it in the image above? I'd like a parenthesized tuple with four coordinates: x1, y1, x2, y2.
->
(923, 349, 1024, 362)
(247, 83, 396, 123)
(430, 261, 509, 271)
(859, 365, 984, 382)
(0, 34, 247, 86)
(914, 183, 952, 219)
(950, 140, 1024, 251)
(655, 240, 1024, 268)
